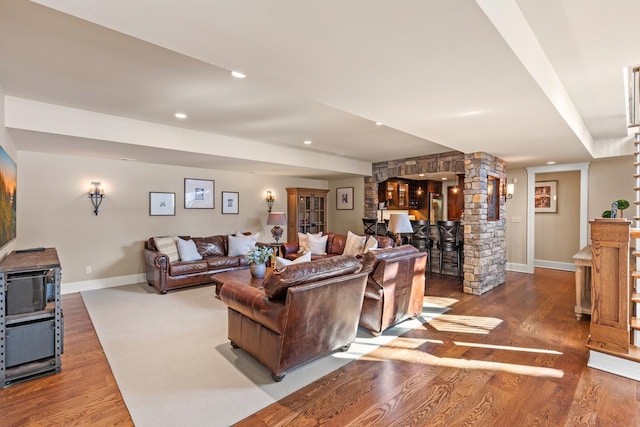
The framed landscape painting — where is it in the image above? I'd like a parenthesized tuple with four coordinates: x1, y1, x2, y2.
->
(0, 146, 16, 249)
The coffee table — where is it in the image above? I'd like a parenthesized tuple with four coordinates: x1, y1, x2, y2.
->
(212, 267, 272, 296)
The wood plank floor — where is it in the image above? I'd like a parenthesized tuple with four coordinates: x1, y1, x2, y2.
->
(1, 269, 639, 426)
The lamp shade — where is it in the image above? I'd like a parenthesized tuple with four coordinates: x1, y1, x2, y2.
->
(267, 212, 287, 225)
(388, 213, 413, 234)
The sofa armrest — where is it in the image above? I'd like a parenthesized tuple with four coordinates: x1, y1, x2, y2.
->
(281, 243, 300, 257)
(143, 248, 168, 270)
(220, 282, 288, 334)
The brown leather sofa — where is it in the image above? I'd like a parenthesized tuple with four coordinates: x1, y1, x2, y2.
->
(219, 256, 368, 381)
(281, 233, 395, 261)
(359, 245, 428, 335)
(144, 235, 257, 294)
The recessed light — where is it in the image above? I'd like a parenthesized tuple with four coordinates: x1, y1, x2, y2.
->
(442, 177, 447, 181)
(230, 70, 246, 79)
(546, 161, 556, 165)
(174, 112, 187, 119)
(303, 140, 312, 145)
(419, 173, 425, 177)
(375, 121, 384, 126)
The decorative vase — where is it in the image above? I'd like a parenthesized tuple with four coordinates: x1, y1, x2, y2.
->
(250, 263, 266, 278)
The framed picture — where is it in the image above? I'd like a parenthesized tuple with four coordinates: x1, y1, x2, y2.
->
(336, 187, 354, 210)
(535, 181, 558, 213)
(149, 192, 176, 216)
(221, 191, 239, 214)
(0, 146, 16, 249)
(185, 178, 214, 209)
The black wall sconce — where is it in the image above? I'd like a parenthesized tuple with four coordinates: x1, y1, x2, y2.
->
(266, 190, 275, 212)
(88, 181, 105, 215)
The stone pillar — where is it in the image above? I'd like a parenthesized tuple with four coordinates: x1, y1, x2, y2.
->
(462, 152, 507, 295)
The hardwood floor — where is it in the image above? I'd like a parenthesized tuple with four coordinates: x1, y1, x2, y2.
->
(0, 293, 133, 427)
(1, 269, 638, 426)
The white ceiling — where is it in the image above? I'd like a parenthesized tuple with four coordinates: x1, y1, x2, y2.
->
(1, 0, 638, 179)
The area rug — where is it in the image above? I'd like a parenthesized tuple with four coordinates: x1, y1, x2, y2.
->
(81, 283, 448, 427)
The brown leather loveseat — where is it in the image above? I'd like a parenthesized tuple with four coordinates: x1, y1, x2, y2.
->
(144, 234, 258, 294)
(281, 232, 395, 261)
(219, 255, 368, 381)
(359, 245, 428, 335)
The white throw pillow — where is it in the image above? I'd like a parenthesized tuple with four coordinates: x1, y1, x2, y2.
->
(154, 236, 180, 263)
(227, 234, 257, 257)
(177, 238, 202, 262)
(343, 231, 367, 256)
(363, 235, 379, 253)
(306, 233, 328, 255)
(298, 231, 322, 253)
(274, 251, 312, 270)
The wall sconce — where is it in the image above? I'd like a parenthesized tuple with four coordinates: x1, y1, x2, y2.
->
(88, 181, 105, 215)
(506, 183, 515, 200)
(266, 190, 275, 212)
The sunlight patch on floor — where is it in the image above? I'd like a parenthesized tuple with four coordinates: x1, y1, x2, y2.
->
(427, 314, 503, 334)
(423, 296, 459, 308)
(454, 341, 563, 355)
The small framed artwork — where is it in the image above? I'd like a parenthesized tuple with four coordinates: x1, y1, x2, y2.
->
(336, 187, 354, 210)
(535, 180, 558, 213)
(149, 192, 176, 216)
(221, 191, 239, 214)
(185, 178, 214, 209)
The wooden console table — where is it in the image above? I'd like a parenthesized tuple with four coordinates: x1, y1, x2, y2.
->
(573, 245, 592, 320)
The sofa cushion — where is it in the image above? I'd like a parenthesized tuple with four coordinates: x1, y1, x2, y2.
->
(177, 238, 203, 262)
(206, 257, 240, 269)
(168, 260, 208, 276)
(364, 235, 379, 253)
(228, 234, 258, 257)
(154, 236, 180, 263)
(307, 233, 328, 255)
(274, 251, 311, 270)
(343, 231, 367, 256)
(192, 236, 227, 258)
(263, 255, 362, 300)
(298, 231, 322, 254)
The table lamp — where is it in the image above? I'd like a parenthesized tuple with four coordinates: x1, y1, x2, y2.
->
(267, 212, 287, 243)
(388, 213, 413, 246)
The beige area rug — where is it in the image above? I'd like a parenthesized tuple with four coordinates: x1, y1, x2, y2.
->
(81, 283, 449, 427)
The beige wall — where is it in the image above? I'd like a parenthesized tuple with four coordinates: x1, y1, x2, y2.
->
(505, 155, 635, 268)
(17, 151, 327, 286)
(0, 84, 18, 258)
(327, 177, 366, 235)
(534, 171, 580, 264)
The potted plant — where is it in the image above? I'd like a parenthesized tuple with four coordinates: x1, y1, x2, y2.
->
(602, 199, 630, 218)
(246, 246, 274, 278)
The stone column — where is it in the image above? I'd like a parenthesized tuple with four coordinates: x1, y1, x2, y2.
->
(462, 152, 507, 295)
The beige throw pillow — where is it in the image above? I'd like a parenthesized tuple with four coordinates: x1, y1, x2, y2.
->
(298, 231, 322, 254)
(363, 235, 379, 253)
(274, 251, 312, 270)
(154, 236, 180, 263)
(307, 233, 328, 255)
(227, 234, 258, 257)
(343, 231, 367, 256)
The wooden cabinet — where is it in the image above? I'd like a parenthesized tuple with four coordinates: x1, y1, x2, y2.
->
(379, 180, 410, 209)
(286, 188, 329, 240)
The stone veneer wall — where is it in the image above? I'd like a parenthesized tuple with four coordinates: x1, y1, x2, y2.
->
(367, 151, 507, 295)
(463, 152, 507, 295)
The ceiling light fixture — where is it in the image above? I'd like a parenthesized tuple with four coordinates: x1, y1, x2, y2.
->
(230, 70, 246, 79)
(174, 112, 187, 119)
(375, 121, 384, 126)
(303, 140, 312, 145)
(546, 161, 556, 165)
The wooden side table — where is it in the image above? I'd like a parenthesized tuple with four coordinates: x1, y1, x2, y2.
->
(572, 245, 592, 320)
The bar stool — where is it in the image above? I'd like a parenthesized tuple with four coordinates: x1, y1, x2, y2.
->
(411, 219, 432, 274)
(436, 220, 462, 279)
(362, 218, 377, 235)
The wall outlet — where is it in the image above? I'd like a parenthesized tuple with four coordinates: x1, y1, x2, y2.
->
(512, 216, 521, 223)
(85, 265, 92, 274)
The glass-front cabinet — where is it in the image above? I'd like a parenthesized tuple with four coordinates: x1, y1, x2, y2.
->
(286, 188, 329, 239)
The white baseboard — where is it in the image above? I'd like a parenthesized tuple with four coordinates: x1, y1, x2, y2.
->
(62, 273, 146, 294)
(588, 350, 640, 381)
(534, 259, 575, 272)
(506, 262, 530, 273)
